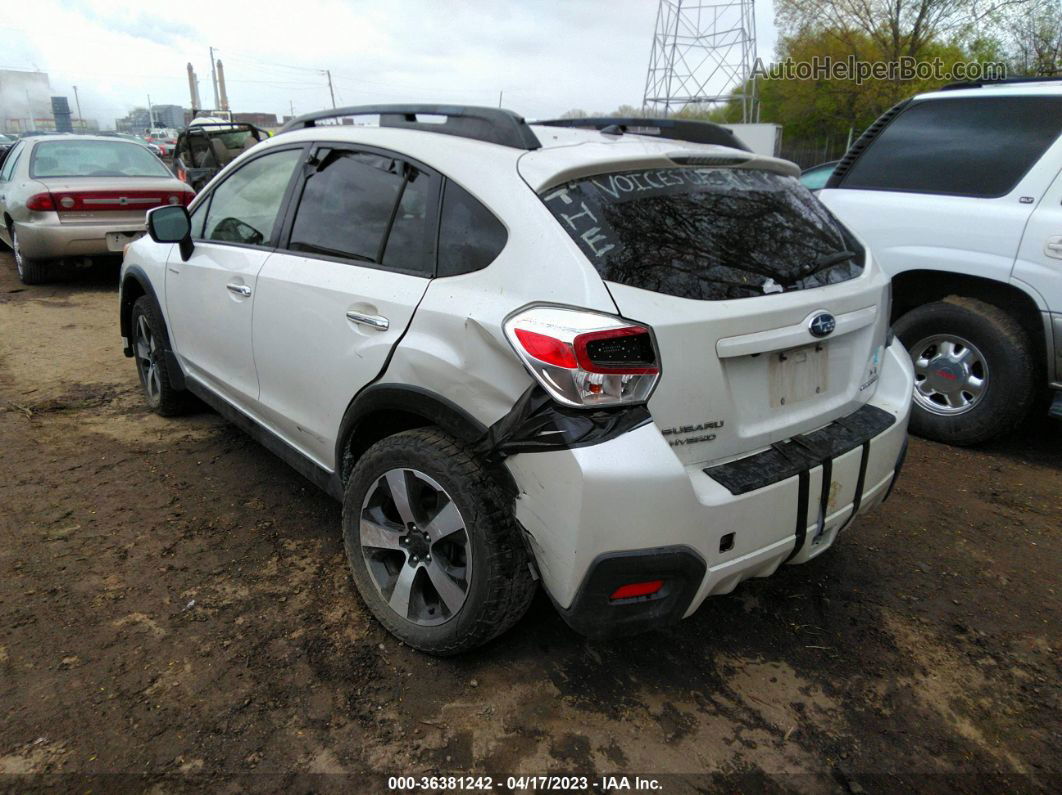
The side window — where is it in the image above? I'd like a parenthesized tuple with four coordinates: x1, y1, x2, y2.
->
(382, 168, 434, 274)
(842, 96, 1062, 198)
(203, 148, 301, 247)
(0, 143, 23, 182)
(437, 180, 507, 277)
(287, 150, 434, 275)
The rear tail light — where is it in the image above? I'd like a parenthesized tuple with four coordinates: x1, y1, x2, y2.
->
(25, 193, 56, 211)
(45, 190, 193, 213)
(504, 305, 661, 407)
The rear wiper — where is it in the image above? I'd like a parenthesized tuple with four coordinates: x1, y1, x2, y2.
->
(777, 249, 860, 288)
(813, 249, 858, 269)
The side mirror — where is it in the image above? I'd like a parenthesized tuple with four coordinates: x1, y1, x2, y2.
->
(147, 205, 194, 261)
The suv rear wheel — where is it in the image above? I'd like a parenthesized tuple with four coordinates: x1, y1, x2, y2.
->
(894, 296, 1036, 446)
(342, 428, 536, 655)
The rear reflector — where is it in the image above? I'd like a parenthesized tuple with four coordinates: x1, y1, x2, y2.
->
(25, 193, 56, 211)
(609, 580, 664, 601)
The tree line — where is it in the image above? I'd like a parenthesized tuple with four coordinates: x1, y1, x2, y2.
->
(559, 0, 1060, 167)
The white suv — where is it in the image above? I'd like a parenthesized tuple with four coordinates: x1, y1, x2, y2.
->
(820, 79, 1062, 445)
(119, 105, 912, 654)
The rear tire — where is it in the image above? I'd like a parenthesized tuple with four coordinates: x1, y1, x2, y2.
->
(130, 296, 192, 416)
(894, 296, 1036, 446)
(11, 227, 50, 285)
(342, 428, 536, 655)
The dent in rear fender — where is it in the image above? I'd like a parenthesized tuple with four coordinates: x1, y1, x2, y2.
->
(505, 423, 695, 609)
(473, 384, 652, 459)
(380, 299, 536, 429)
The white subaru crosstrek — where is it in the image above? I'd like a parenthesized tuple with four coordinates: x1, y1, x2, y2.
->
(119, 105, 913, 654)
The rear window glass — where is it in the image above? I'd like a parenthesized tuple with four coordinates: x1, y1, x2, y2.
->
(840, 96, 1062, 198)
(30, 140, 171, 178)
(541, 167, 864, 301)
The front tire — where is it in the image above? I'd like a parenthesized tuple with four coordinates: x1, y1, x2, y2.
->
(11, 227, 50, 285)
(130, 295, 191, 416)
(894, 296, 1036, 446)
(342, 428, 536, 655)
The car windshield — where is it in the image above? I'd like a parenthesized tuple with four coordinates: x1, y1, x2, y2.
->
(540, 166, 864, 301)
(30, 140, 171, 178)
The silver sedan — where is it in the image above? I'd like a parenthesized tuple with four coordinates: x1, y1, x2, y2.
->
(0, 135, 194, 284)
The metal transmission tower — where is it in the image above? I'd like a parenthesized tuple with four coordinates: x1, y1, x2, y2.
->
(642, 0, 758, 121)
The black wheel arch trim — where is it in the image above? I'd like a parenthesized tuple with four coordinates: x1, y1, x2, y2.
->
(120, 266, 186, 391)
(335, 383, 512, 492)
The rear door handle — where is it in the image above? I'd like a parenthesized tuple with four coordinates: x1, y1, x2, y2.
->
(1046, 236, 1062, 260)
(345, 310, 389, 331)
(226, 283, 252, 297)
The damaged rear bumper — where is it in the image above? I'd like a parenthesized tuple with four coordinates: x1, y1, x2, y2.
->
(506, 338, 913, 638)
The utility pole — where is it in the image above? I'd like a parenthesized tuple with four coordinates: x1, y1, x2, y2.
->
(26, 90, 34, 131)
(289, 100, 295, 120)
(324, 70, 336, 109)
(498, 90, 503, 108)
(209, 46, 220, 111)
(73, 85, 84, 130)
(147, 93, 154, 132)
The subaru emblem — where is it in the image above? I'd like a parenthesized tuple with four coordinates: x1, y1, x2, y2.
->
(809, 313, 836, 338)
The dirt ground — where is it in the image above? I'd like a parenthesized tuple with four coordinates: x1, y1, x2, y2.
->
(0, 251, 1058, 793)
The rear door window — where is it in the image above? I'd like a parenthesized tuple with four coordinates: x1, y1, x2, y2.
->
(839, 96, 1062, 198)
(541, 167, 864, 301)
(287, 149, 435, 276)
(0, 142, 23, 181)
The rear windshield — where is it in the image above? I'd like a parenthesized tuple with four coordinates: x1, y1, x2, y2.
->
(30, 140, 171, 179)
(541, 167, 864, 301)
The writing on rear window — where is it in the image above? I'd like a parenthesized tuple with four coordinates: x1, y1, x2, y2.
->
(541, 167, 865, 301)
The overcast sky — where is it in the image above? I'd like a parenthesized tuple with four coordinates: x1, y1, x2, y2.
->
(1, 0, 778, 127)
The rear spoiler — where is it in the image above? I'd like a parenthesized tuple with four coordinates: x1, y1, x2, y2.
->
(535, 117, 751, 152)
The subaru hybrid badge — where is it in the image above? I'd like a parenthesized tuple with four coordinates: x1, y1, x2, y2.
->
(809, 313, 836, 338)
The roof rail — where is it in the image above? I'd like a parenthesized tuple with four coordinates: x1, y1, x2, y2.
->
(277, 104, 542, 150)
(534, 117, 751, 152)
(940, 75, 1062, 91)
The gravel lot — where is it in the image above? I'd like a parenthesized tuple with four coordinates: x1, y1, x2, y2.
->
(0, 253, 1059, 793)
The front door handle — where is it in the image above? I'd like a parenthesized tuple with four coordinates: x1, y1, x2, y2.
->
(226, 283, 252, 297)
(345, 310, 389, 331)
(1046, 236, 1062, 260)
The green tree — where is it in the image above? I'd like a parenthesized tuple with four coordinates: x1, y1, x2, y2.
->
(775, 0, 1030, 62)
(1005, 0, 1062, 75)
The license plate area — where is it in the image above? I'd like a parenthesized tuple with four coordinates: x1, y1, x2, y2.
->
(106, 231, 143, 252)
(768, 343, 828, 408)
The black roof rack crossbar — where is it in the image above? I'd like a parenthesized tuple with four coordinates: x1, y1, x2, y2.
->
(535, 117, 751, 152)
(277, 104, 542, 150)
(940, 75, 1062, 91)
